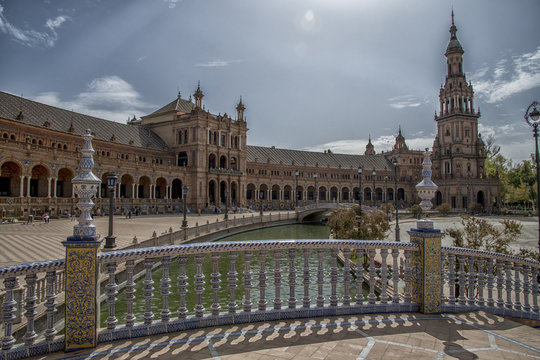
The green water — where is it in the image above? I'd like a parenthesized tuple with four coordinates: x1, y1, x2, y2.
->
(100, 224, 369, 326)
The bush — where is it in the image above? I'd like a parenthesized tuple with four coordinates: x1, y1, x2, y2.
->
(468, 202, 483, 214)
(408, 204, 423, 219)
(436, 203, 451, 216)
(327, 207, 390, 240)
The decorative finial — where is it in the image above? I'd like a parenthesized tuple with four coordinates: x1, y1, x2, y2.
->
(70, 129, 101, 241)
(451, 8, 454, 26)
(415, 149, 438, 212)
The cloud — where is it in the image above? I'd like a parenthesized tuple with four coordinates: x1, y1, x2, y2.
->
(0, 5, 69, 47)
(195, 59, 242, 67)
(387, 95, 425, 109)
(472, 47, 540, 103)
(301, 134, 434, 155)
(164, 0, 181, 9)
(136, 56, 147, 62)
(33, 76, 154, 122)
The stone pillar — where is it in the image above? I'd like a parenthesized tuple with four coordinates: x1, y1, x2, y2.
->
(409, 220, 442, 314)
(53, 178, 57, 198)
(26, 176, 31, 197)
(62, 129, 102, 352)
(19, 175, 25, 197)
(47, 177, 52, 198)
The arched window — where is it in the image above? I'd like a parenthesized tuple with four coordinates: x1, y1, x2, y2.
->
(178, 152, 188, 167)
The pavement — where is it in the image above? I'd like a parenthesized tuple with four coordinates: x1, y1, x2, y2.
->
(1, 214, 539, 268)
(32, 312, 540, 360)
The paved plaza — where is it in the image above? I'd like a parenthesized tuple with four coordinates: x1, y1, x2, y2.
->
(0, 214, 539, 268)
(32, 312, 540, 360)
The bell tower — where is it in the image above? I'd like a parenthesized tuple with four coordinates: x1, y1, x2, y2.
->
(432, 11, 485, 182)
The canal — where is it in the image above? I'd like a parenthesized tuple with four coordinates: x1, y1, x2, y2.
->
(101, 224, 369, 326)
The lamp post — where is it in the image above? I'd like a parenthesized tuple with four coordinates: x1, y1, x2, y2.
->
(372, 169, 376, 207)
(182, 185, 188, 228)
(384, 175, 389, 219)
(104, 174, 118, 249)
(295, 169, 299, 208)
(393, 159, 400, 242)
(259, 190, 264, 216)
(525, 101, 540, 254)
(224, 190, 228, 220)
(314, 173, 318, 208)
(358, 167, 362, 209)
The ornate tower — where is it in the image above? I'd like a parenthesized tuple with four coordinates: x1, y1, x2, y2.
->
(431, 12, 496, 211)
(364, 135, 375, 155)
(193, 81, 204, 109)
(236, 96, 245, 122)
(432, 11, 485, 182)
(393, 126, 408, 152)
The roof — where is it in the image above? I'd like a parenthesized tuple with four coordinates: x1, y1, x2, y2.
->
(247, 146, 394, 171)
(148, 96, 195, 116)
(0, 91, 168, 151)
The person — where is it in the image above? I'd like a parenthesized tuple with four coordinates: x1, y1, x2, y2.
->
(128, 210, 132, 219)
(44, 212, 50, 224)
(27, 213, 33, 224)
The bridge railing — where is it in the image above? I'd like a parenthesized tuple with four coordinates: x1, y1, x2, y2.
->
(1, 237, 539, 359)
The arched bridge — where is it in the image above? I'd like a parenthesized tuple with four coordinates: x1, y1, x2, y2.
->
(296, 202, 355, 222)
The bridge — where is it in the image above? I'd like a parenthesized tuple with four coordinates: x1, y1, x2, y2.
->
(296, 202, 359, 222)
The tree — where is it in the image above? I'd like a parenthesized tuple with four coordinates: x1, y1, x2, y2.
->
(327, 206, 390, 240)
(445, 216, 522, 255)
(468, 202, 483, 214)
(436, 203, 451, 216)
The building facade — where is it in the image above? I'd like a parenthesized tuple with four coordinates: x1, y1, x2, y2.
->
(0, 14, 499, 218)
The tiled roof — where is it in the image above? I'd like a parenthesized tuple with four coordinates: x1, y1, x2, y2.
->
(148, 96, 195, 116)
(246, 146, 394, 171)
(0, 91, 168, 151)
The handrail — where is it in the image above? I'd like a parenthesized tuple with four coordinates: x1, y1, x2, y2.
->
(442, 246, 540, 268)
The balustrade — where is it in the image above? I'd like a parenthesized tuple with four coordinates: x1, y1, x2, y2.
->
(1, 240, 539, 360)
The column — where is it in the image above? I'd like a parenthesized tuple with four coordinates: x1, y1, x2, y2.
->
(19, 175, 25, 197)
(132, 184, 136, 199)
(116, 182, 120, 199)
(97, 183, 101, 198)
(409, 220, 442, 314)
(26, 177, 31, 197)
(47, 177, 52, 198)
(53, 178, 57, 198)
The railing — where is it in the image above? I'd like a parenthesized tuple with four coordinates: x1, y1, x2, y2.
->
(1, 236, 539, 359)
(441, 246, 540, 317)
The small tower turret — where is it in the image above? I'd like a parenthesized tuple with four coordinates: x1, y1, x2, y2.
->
(236, 96, 245, 121)
(365, 135, 375, 155)
(193, 81, 204, 108)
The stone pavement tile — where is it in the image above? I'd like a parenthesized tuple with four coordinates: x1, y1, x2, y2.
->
(372, 342, 436, 359)
(494, 337, 540, 357)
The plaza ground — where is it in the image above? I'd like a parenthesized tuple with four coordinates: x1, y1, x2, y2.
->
(1, 213, 539, 267)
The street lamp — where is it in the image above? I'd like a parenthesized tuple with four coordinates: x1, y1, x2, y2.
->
(259, 190, 264, 216)
(393, 158, 400, 242)
(314, 173, 318, 208)
(104, 174, 118, 249)
(525, 101, 540, 254)
(372, 169, 376, 207)
(224, 190, 228, 220)
(182, 185, 188, 228)
(358, 167, 362, 209)
(295, 169, 299, 208)
(384, 175, 389, 219)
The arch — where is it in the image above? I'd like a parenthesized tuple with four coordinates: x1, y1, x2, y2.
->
(246, 183, 256, 201)
(330, 186, 338, 202)
(177, 152, 188, 167)
(387, 188, 395, 201)
(156, 177, 167, 199)
(172, 179, 183, 200)
(138, 176, 151, 198)
(259, 184, 268, 200)
(342, 187, 350, 201)
(352, 187, 360, 201)
(208, 154, 216, 170)
(2, 133, 7, 139)
(307, 186, 315, 201)
(397, 188, 405, 201)
(364, 187, 372, 201)
(271, 184, 280, 201)
(476, 191, 485, 209)
(296, 185, 304, 201)
(120, 174, 134, 198)
(319, 186, 327, 201)
(219, 155, 227, 169)
(283, 185, 292, 201)
(375, 187, 383, 201)
(56, 167, 74, 198)
(435, 191, 442, 206)
(208, 180, 216, 205)
(0, 161, 22, 197)
(230, 156, 238, 171)
(30, 165, 50, 197)
(220, 180, 227, 204)
(230, 181, 238, 206)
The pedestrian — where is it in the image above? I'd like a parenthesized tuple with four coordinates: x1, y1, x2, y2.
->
(44, 213, 50, 224)
(27, 213, 33, 224)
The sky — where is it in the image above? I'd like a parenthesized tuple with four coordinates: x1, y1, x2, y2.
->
(0, 0, 539, 164)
